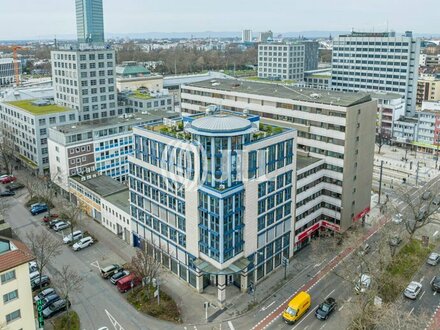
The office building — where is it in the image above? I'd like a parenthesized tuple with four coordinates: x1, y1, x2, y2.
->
(0, 58, 20, 86)
(51, 46, 117, 120)
(48, 110, 179, 193)
(258, 43, 305, 80)
(242, 29, 253, 43)
(259, 31, 273, 43)
(371, 93, 405, 138)
(419, 53, 440, 67)
(76, 0, 105, 44)
(304, 69, 332, 88)
(416, 72, 440, 108)
(129, 109, 296, 306)
(180, 79, 377, 236)
(302, 41, 320, 71)
(331, 31, 421, 116)
(0, 237, 35, 330)
(68, 173, 131, 243)
(0, 92, 78, 174)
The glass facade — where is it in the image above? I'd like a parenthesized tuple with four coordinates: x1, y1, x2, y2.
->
(76, 0, 105, 43)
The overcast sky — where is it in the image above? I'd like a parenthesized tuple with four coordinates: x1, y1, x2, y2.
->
(1, 0, 438, 39)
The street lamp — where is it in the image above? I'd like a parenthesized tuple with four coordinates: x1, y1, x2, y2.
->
(251, 251, 264, 302)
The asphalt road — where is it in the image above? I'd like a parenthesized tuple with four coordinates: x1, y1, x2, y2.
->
(3, 190, 175, 330)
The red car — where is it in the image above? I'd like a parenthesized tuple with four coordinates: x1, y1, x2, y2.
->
(41, 214, 59, 223)
(0, 176, 16, 184)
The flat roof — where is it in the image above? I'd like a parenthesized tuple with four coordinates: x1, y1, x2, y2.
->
(297, 155, 322, 171)
(70, 174, 128, 197)
(370, 92, 403, 100)
(104, 190, 130, 214)
(185, 79, 372, 107)
(6, 99, 70, 115)
(52, 110, 179, 134)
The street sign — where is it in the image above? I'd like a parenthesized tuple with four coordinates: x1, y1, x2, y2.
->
(36, 299, 44, 328)
(282, 257, 289, 266)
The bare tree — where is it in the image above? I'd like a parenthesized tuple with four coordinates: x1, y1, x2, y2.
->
(26, 231, 63, 290)
(59, 200, 82, 241)
(53, 265, 83, 329)
(0, 124, 16, 175)
(389, 185, 440, 239)
(128, 247, 161, 298)
(20, 171, 40, 201)
(376, 127, 391, 155)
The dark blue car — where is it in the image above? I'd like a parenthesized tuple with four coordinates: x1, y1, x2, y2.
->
(30, 203, 48, 216)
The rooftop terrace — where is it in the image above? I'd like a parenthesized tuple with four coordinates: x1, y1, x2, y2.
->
(6, 99, 70, 115)
(185, 79, 372, 107)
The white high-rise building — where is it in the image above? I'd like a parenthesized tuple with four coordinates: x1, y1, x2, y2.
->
(331, 31, 420, 116)
(242, 29, 252, 43)
(51, 47, 117, 121)
(258, 43, 305, 80)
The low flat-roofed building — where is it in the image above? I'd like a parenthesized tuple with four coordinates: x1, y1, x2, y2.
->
(49, 109, 180, 193)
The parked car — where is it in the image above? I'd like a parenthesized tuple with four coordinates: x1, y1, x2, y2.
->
(422, 191, 433, 200)
(357, 243, 371, 256)
(110, 270, 130, 285)
(433, 196, 440, 206)
(392, 213, 403, 224)
(72, 236, 94, 251)
(0, 190, 15, 197)
(40, 293, 60, 310)
(404, 281, 422, 299)
(52, 221, 71, 232)
(34, 287, 56, 303)
(31, 275, 51, 291)
(389, 236, 402, 247)
(30, 203, 48, 216)
(116, 274, 142, 293)
(29, 270, 40, 282)
(315, 297, 337, 320)
(5, 182, 24, 191)
(427, 252, 440, 266)
(48, 219, 63, 229)
(416, 208, 427, 222)
(63, 230, 83, 244)
(29, 261, 38, 273)
(42, 214, 59, 223)
(100, 264, 122, 279)
(42, 298, 70, 319)
(431, 276, 440, 293)
(355, 274, 372, 294)
(0, 175, 16, 184)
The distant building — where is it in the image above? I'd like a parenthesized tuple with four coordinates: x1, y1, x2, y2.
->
(258, 43, 305, 80)
(48, 110, 179, 193)
(75, 0, 105, 44)
(371, 92, 405, 138)
(331, 31, 420, 116)
(242, 29, 253, 43)
(116, 61, 164, 92)
(51, 46, 118, 121)
(0, 58, 21, 86)
(419, 53, 440, 67)
(0, 237, 35, 330)
(303, 68, 331, 88)
(258, 31, 273, 43)
(416, 72, 440, 108)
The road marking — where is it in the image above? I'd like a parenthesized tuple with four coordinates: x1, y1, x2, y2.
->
(347, 297, 352, 303)
(228, 321, 235, 330)
(304, 326, 309, 330)
(314, 260, 325, 268)
(420, 277, 425, 283)
(292, 308, 316, 330)
(420, 290, 426, 300)
(320, 324, 327, 330)
(104, 309, 125, 330)
(434, 291, 437, 296)
(90, 260, 100, 270)
(338, 304, 345, 311)
(260, 301, 275, 312)
(409, 307, 415, 315)
(325, 289, 336, 299)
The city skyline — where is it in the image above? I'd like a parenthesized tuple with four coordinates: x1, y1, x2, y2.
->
(1, 0, 439, 40)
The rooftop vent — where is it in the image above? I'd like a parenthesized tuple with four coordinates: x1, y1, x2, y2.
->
(31, 99, 51, 106)
(310, 93, 321, 99)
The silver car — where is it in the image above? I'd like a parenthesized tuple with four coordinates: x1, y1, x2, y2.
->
(404, 281, 422, 299)
(427, 252, 440, 266)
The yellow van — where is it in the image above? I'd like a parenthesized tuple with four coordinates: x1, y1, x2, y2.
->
(282, 291, 311, 324)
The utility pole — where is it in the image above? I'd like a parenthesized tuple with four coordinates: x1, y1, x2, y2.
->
(378, 160, 384, 204)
